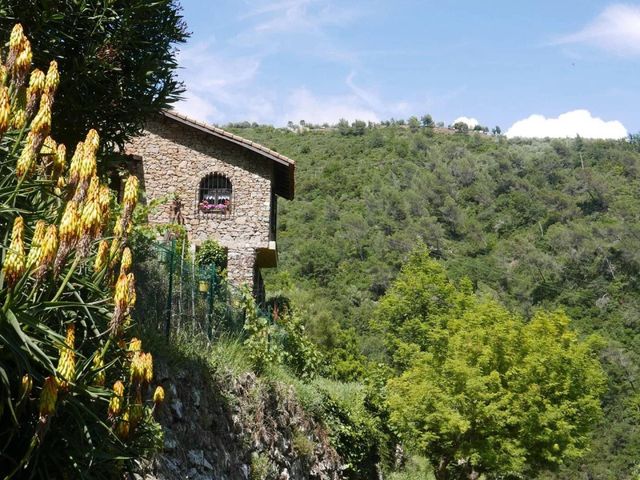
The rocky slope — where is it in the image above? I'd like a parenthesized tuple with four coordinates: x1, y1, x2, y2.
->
(136, 358, 343, 480)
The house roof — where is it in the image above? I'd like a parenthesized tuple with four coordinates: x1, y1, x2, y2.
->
(159, 110, 295, 200)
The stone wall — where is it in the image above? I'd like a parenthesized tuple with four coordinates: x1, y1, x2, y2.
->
(125, 118, 275, 291)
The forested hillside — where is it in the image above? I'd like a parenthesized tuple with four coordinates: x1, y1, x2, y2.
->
(229, 123, 640, 478)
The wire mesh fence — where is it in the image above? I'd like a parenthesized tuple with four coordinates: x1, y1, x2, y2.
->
(133, 238, 246, 339)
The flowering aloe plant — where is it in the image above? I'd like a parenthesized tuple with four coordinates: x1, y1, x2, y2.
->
(0, 25, 164, 478)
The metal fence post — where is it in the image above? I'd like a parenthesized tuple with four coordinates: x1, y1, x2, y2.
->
(165, 238, 176, 338)
(206, 264, 216, 340)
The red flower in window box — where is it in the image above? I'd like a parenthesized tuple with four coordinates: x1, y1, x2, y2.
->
(199, 199, 230, 213)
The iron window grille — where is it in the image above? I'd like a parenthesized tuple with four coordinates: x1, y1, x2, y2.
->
(198, 173, 232, 215)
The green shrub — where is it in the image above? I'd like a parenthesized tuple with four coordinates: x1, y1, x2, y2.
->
(196, 238, 227, 271)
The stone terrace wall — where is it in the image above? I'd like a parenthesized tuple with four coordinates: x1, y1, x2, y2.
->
(125, 118, 274, 289)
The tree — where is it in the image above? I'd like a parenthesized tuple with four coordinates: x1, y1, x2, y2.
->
(379, 251, 606, 479)
(408, 116, 420, 132)
(453, 122, 469, 134)
(492, 125, 501, 135)
(0, 1, 189, 150)
(421, 114, 435, 127)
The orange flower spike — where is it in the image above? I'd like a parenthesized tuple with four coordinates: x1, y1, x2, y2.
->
(108, 380, 125, 417)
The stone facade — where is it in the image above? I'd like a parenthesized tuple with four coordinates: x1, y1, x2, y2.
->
(124, 115, 292, 295)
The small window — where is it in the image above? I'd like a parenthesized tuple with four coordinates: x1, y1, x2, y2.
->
(198, 173, 232, 214)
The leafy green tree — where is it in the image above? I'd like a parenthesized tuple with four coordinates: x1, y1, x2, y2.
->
(381, 252, 606, 479)
(0, 0, 189, 149)
(408, 116, 420, 132)
(421, 114, 434, 127)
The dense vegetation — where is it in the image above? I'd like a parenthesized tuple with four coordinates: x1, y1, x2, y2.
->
(228, 122, 640, 478)
(0, 0, 188, 150)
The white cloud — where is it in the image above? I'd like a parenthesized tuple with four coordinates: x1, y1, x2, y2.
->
(175, 41, 277, 124)
(506, 110, 627, 139)
(453, 116, 479, 128)
(556, 4, 640, 55)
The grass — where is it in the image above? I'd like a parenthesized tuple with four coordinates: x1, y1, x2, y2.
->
(387, 455, 435, 480)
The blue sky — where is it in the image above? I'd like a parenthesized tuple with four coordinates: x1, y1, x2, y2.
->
(175, 1, 640, 138)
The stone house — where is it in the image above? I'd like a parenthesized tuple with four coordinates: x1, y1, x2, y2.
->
(124, 110, 295, 298)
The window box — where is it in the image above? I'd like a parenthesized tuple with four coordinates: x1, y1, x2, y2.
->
(199, 200, 230, 214)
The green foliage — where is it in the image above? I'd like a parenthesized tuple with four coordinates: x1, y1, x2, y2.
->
(240, 287, 282, 373)
(276, 309, 321, 379)
(0, 0, 188, 149)
(229, 123, 640, 477)
(382, 252, 606, 479)
(196, 239, 228, 271)
(250, 452, 274, 480)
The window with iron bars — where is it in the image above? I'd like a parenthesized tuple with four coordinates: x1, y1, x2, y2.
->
(198, 173, 232, 214)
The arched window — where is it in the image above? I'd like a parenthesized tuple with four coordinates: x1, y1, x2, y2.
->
(198, 173, 232, 214)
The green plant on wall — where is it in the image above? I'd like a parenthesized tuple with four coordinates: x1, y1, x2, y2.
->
(196, 238, 227, 272)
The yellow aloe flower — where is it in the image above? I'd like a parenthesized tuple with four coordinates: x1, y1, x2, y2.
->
(120, 247, 132, 274)
(128, 338, 142, 352)
(39, 376, 59, 417)
(56, 323, 76, 389)
(15, 133, 37, 179)
(108, 380, 125, 417)
(2, 216, 25, 287)
(30, 95, 51, 136)
(44, 60, 59, 96)
(53, 143, 66, 177)
(0, 86, 9, 135)
(116, 411, 130, 439)
(129, 351, 145, 384)
(26, 220, 47, 268)
(127, 272, 137, 309)
(94, 240, 109, 272)
(122, 175, 139, 208)
(68, 141, 84, 186)
(35, 224, 58, 278)
(153, 386, 165, 405)
(93, 353, 105, 387)
(59, 201, 80, 245)
(143, 352, 153, 384)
